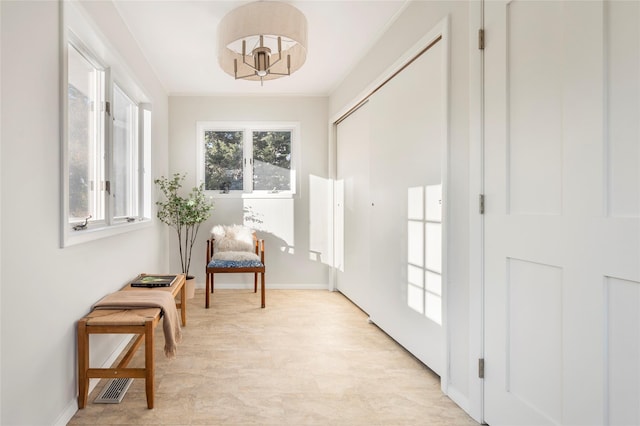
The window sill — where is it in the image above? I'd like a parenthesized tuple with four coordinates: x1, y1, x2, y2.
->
(62, 218, 153, 248)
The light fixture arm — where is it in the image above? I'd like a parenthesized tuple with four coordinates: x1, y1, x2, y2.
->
(240, 36, 284, 74)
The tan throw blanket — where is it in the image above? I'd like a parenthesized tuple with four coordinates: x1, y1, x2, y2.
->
(93, 290, 182, 359)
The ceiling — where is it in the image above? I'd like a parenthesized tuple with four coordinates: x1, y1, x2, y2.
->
(112, 1, 409, 96)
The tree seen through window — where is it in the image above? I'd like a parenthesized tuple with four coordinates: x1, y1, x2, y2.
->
(203, 128, 292, 193)
(204, 130, 243, 191)
(253, 131, 291, 191)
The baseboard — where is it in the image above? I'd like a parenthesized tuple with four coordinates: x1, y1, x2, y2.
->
(54, 335, 134, 426)
(196, 283, 329, 290)
(446, 384, 472, 419)
(53, 400, 79, 426)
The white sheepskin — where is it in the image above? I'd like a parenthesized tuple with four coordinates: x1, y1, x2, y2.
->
(212, 251, 261, 262)
(211, 225, 255, 253)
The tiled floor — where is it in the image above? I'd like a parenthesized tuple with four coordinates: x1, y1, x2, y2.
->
(69, 289, 479, 425)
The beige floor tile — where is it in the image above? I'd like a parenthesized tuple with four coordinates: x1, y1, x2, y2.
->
(69, 289, 478, 425)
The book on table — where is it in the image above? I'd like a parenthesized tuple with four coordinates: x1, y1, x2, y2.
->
(130, 274, 178, 288)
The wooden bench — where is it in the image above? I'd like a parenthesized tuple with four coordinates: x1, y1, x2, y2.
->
(77, 274, 186, 409)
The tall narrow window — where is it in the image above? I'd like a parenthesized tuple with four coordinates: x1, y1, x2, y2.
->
(112, 84, 139, 219)
(67, 43, 105, 223)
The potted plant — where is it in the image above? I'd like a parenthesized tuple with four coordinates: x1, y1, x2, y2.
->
(155, 173, 213, 298)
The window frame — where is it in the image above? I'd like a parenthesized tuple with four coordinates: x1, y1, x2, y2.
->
(66, 38, 107, 224)
(61, 2, 152, 247)
(110, 82, 140, 222)
(196, 121, 300, 199)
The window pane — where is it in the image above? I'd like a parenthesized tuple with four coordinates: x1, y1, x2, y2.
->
(252, 130, 291, 191)
(204, 131, 244, 191)
(67, 43, 103, 222)
(112, 85, 138, 218)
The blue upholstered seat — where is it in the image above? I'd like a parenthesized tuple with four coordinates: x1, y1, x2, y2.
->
(207, 259, 264, 268)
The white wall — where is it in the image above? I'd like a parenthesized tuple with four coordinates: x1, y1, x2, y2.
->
(329, 0, 476, 417)
(169, 96, 331, 289)
(0, 2, 169, 425)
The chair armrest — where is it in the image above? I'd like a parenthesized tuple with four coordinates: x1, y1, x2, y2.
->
(258, 239, 265, 263)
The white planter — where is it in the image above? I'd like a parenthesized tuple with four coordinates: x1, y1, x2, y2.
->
(185, 276, 196, 299)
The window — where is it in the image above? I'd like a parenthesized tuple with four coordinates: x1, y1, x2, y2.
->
(204, 130, 244, 191)
(111, 84, 139, 219)
(62, 9, 152, 247)
(67, 43, 105, 222)
(198, 122, 298, 197)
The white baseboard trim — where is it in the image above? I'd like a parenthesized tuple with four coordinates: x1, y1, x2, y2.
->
(196, 283, 329, 290)
(446, 384, 472, 419)
(54, 335, 134, 426)
(53, 400, 79, 426)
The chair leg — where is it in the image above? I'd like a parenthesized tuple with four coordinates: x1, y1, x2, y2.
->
(254, 273, 257, 293)
(261, 272, 265, 308)
(205, 273, 210, 309)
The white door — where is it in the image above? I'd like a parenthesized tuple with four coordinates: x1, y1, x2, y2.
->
(336, 102, 373, 313)
(366, 40, 446, 374)
(335, 30, 447, 375)
(484, 1, 640, 424)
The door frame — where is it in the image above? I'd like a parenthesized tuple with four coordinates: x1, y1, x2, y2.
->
(468, 0, 485, 423)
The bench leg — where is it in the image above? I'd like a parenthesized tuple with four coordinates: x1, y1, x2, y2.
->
(145, 319, 155, 409)
(179, 282, 187, 326)
(77, 319, 89, 409)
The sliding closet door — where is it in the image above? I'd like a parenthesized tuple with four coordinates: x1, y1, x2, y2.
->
(335, 32, 447, 375)
(336, 102, 372, 313)
(367, 39, 446, 375)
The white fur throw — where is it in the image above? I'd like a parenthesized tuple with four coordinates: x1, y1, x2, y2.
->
(212, 251, 261, 262)
(211, 225, 254, 253)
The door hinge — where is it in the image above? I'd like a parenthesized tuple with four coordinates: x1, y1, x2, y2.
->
(105, 101, 111, 115)
(478, 29, 485, 50)
(479, 194, 485, 214)
(479, 358, 485, 378)
(105, 180, 111, 195)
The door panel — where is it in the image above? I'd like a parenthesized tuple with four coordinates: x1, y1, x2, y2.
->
(507, 1, 563, 215)
(484, 1, 640, 424)
(507, 258, 562, 421)
(606, 1, 640, 218)
(336, 102, 372, 313)
(367, 41, 445, 374)
(336, 34, 447, 375)
(606, 276, 640, 426)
